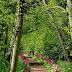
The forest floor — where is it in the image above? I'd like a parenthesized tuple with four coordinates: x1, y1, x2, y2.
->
(26, 57, 49, 72)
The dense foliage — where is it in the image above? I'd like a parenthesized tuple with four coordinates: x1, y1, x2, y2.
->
(0, 0, 72, 72)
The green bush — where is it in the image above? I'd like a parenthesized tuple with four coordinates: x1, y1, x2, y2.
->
(0, 56, 9, 72)
(57, 61, 72, 72)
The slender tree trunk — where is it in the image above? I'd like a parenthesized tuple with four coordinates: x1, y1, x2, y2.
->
(54, 25, 69, 62)
(42, 0, 70, 62)
(4, 26, 8, 57)
(0, 24, 3, 41)
(67, 0, 72, 40)
(5, 28, 17, 62)
(10, 0, 25, 72)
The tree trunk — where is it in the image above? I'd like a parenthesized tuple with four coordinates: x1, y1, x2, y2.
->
(10, 0, 25, 72)
(67, 0, 72, 40)
(54, 25, 69, 62)
(42, 0, 70, 62)
(4, 26, 8, 57)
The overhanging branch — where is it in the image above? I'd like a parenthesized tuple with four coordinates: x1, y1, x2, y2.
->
(42, 0, 67, 12)
(42, 0, 70, 62)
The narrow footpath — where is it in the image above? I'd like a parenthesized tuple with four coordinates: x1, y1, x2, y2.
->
(26, 57, 49, 72)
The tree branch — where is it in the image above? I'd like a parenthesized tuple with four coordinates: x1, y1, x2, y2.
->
(42, 0, 66, 12)
(42, 0, 70, 62)
(48, 6, 66, 11)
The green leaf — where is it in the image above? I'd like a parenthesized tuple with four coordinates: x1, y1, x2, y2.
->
(0, 9, 3, 14)
(70, 51, 72, 56)
(65, 47, 69, 49)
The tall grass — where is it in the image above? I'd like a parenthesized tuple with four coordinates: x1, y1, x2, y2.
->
(0, 56, 9, 72)
(17, 59, 25, 72)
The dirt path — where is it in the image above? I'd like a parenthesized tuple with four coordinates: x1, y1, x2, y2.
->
(26, 57, 49, 72)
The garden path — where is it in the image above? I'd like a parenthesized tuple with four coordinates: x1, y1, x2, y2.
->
(26, 57, 49, 72)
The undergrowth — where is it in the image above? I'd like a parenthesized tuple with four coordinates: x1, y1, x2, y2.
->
(32, 55, 72, 72)
(0, 56, 9, 72)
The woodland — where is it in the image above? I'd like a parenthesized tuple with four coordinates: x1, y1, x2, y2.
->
(0, 0, 72, 72)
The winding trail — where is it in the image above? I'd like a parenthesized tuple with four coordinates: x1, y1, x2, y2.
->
(26, 57, 49, 72)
